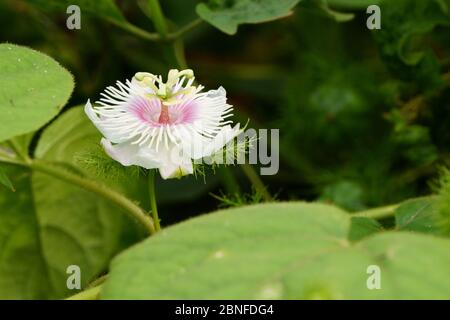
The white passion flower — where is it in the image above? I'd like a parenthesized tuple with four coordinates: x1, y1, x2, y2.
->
(85, 69, 241, 179)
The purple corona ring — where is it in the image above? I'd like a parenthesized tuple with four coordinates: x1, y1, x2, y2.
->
(85, 69, 241, 179)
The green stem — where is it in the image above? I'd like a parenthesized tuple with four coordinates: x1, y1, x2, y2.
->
(66, 285, 102, 300)
(241, 164, 272, 202)
(17, 160, 156, 235)
(109, 18, 200, 43)
(113, 20, 161, 41)
(353, 204, 399, 220)
(148, 170, 161, 231)
(167, 19, 203, 40)
(148, 0, 169, 38)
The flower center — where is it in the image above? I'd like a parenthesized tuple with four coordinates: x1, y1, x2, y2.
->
(134, 69, 196, 106)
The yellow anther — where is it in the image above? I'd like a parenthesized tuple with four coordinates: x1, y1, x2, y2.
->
(177, 69, 194, 79)
(142, 78, 159, 93)
(134, 72, 154, 81)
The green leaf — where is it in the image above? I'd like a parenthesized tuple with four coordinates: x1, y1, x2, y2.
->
(0, 166, 52, 299)
(0, 107, 141, 299)
(0, 44, 73, 143)
(320, 180, 366, 211)
(395, 197, 439, 234)
(102, 202, 450, 299)
(0, 166, 14, 191)
(348, 217, 382, 241)
(196, 0, 301, 35)
(24, 0, 127, 24)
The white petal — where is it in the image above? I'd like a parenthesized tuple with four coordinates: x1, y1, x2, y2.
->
(101, 138, 160, 169)
(206, 86, 226, 98)
(180, 86, 233, 140)
(184, 124, 241, 160)
(157, 144, 193, 179)
(159, 161, 193, 180)
(85, 100, 129, 144)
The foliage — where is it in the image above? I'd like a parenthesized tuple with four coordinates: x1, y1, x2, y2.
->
(196, 0, 302, 35)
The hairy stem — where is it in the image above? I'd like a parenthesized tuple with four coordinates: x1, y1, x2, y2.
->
(148, 169, 161, 231)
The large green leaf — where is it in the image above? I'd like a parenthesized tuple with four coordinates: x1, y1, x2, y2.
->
(196, 0, 301, 35)
(0, 44, 73, 143)
(0, 107, 141, 299)
(102, 202, 450, 299)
